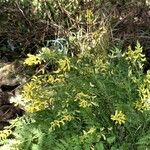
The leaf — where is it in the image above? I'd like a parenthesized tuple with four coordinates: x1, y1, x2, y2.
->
(55, 142, 66, 150)
(32, 144, 39, 150)
(83, 144, 90, 150)
(74, 146, 82, 150)
(95, 142, 104, 150)
(59, 139, 69, 148)
(107, 136, 116, 144)
(110, 146, 118, 150)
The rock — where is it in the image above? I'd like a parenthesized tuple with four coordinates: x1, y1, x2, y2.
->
(0, 121, 10, 130)
(0, 62, 25, 130)
(0, 104, 24, 121)
(0, 61, 25, 86)
(0, 92, 10, 106)
(0, 84, 20, 92)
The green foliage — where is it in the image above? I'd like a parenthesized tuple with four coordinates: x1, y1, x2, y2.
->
(2, 42, 150, 149)
(0, 0, 149, 149)
(136, 132, 150, 149)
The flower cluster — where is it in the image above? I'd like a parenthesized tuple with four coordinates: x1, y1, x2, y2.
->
(24, 54, 41, 66)
(0, 129, 12, 140)
(135, 100, 150, 112)
(111, 110, 126, 125)
(75, 92, 97, 108)
(125, 41, 146, 66)
(134, 70, 150, 111)
(56, 57, 71, 73)
(49, 109, 74, 131)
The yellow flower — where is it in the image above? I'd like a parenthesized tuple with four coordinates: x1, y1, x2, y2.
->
(124, 42, 146, 64)
(75, 92, 97, 108)
(135, 100, 150, 112)
(85, 9, 94, 24)
(26, 100, 47, 113)
(79, 99, 92, 108)
(47, 75, 55, 84)
(111, 110, 126, 125)
(55, 57, 70, 73)
(0, 129, 12, 140)
(24, 54, 41, 66)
